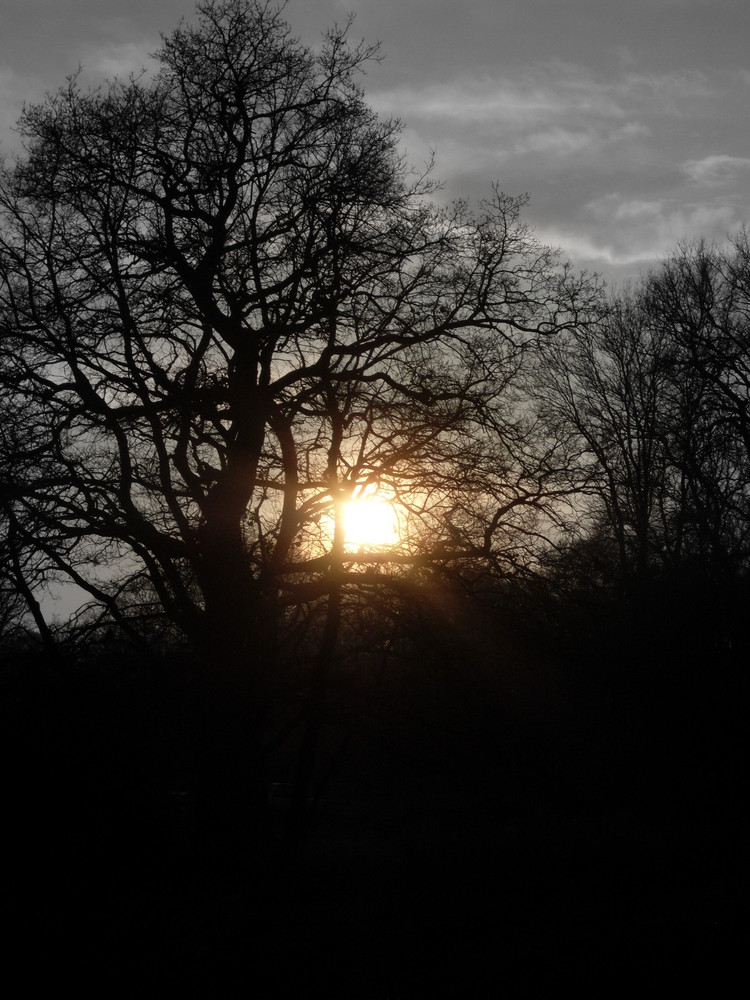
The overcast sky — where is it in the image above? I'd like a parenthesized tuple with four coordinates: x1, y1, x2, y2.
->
(1, 0, 749, 287)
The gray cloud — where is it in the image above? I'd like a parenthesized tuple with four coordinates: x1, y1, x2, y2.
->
(1, 0, 749, 287)
(682, 155, 750, 186)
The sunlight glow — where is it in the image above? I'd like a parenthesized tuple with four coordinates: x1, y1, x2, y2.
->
(342, 496, 399, 549)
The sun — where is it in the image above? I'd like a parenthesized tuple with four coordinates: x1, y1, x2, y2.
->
(342, 496, 399, 549)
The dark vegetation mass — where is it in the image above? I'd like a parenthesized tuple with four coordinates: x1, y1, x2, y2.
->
(0, 2, 745, 992)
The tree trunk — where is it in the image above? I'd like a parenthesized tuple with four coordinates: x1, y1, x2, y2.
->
(289, 576, 342, 835)
(188, 563, 277, 881)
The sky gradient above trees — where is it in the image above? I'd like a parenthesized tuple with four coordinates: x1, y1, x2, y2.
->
(1, 0, 749, 287)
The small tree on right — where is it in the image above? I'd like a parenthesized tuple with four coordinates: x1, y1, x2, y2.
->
(540, 235, 750, 594)
(645, 236, 750, 579)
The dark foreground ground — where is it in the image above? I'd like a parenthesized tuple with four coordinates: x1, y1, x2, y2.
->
(5, 780, 744, 996)
(1, 645, 746, 996)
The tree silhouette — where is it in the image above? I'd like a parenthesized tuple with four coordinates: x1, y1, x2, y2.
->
(538, 242, 750, 607)
(0, 0, 595, 837)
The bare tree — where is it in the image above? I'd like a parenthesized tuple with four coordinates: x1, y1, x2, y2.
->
(645, 237, 750, 577)
(537, 239, 750, 619)
(0, 0, 594, 838)
(536, 292, 673, 592)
